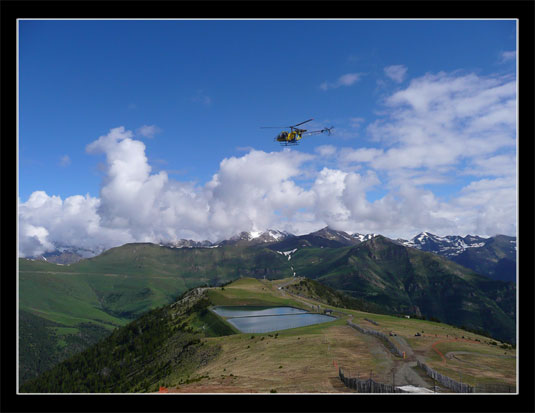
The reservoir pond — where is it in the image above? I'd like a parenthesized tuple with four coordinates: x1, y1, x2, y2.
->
(211, 306, 335, 333)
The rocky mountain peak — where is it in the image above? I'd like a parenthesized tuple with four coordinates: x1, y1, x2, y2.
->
(399, 232, 491, 257)
(309, 227, 358, 245)
(218, 229, 294, 246)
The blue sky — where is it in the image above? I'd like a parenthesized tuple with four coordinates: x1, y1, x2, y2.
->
(18, 19, 517, 255)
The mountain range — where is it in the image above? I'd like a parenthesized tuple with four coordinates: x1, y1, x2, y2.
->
(20, 227, 516, 385)
(397, 232, 517, 283)
(31, 228, 516, 284)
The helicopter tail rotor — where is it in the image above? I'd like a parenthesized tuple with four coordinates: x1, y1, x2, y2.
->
(324, 127, 334, 135)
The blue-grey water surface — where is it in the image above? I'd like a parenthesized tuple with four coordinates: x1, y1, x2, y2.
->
(211, 306, 335, 333)
(212, 306, 307, 318)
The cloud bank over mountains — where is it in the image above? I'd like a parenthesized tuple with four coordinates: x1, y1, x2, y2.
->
(19, 70, 517, 257)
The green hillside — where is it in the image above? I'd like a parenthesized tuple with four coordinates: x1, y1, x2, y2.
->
(289, 236, 516, 343)
(20, 277, 516, 393)
(18, 243, 293, 383)
(20, 287, 226, 393)
(19, 310, 111, 384)
(20, 243, 293, 327)
(283, 278, 389, 315)
(72, 242, 292, 280)
(451, 235, 517, 283)
(20, 277, 305, 393)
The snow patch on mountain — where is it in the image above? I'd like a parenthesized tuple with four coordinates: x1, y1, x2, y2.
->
(249, 231, 262, 240)
(29, 243, 105, 264)
(267, 229, 288, 241)
(352, 233, 379, 242)
(276, 248, 298, 260)
(399, 232, 490, 257)
(162, 239, 215, 249)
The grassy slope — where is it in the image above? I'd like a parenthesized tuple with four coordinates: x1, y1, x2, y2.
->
(73, 243, 293, 281)
(20, 277, 516, 393)
(18, 243, 293, 383)
(19, 286, 228, 393)
(284, 277, 389, 315)
(207, 278, 299, 307)
(19, 310, 111, 384)
(172, 278, 516, 392)
(19, 243, 293, 327)
(181, 278, 386, 392)
(289, 237, 515, 343)
(345, 310, 516, 388)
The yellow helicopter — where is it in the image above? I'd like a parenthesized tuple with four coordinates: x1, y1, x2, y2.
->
(261, 118, 334, 146)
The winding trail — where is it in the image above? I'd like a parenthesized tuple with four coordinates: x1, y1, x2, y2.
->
(432, 341, 447, 364)
(428, 336, 481, 365)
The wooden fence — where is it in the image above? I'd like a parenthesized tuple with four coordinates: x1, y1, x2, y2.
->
(347, 321, 404, 358)
(416, 360, 474, 393)
(339, 368, 407, 393)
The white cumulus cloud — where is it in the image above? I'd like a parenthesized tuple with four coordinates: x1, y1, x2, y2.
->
(365, 71, 516, 176)
(384, 65, 408, 83)
(315, 145, 337, 157)
(136, 125, 161, 139)
(19, 69, 517, 257)
(500, 50, 516, 63)
(320, 73, 362, 90)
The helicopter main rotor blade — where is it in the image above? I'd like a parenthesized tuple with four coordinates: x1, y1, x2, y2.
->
(261, 119, 314, 129)
(292, 118, 314, 127)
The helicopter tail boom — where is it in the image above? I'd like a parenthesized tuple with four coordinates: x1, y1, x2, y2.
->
(302, 126, 334, 136)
